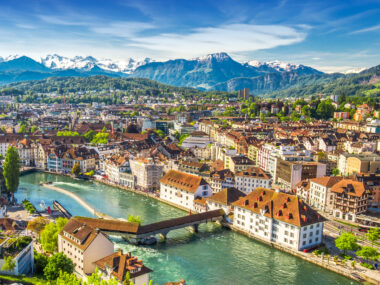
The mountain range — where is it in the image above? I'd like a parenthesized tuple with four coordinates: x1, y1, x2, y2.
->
(0, 53, 376, 96)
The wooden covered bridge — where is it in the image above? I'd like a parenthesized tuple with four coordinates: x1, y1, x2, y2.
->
(74, 209, 226, 244)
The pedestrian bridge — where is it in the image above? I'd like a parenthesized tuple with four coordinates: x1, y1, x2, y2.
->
(74, 209, 226, 244)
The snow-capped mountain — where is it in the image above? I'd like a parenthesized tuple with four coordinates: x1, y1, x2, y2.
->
(0, 55, 22, 63)
(246, 60, 299, 72)
(245, 59, 322, 75)
(195, 52, 232, 63)
(39, 54, 153, 74)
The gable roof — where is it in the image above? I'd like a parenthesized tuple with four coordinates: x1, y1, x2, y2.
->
(95, 250, 152, 281)
(232, 188, 325, 227)
(207, 187, 246, 206)
(331, 179, 366, 197)
(60, 218, 111, 251)
(160, 170, 208, 193)
(310, 176, 342, 188)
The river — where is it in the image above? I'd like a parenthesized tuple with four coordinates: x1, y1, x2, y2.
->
(16, 172, 358, 285)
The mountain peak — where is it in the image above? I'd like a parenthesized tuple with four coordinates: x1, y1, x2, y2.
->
(196, 52, 232, 62)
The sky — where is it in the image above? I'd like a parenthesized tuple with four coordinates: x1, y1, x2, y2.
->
(0, 0, 379, 73)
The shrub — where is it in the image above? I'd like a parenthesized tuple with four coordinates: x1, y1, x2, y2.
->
(360, 262, 374, 269)
(313, 249, 321, 255)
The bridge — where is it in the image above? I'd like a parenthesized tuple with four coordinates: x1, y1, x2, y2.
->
(74, 209, 226, 244)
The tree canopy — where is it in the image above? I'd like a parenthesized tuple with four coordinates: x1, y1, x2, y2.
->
(40, 218, 68, 253)
(3, 146, 21, 199)
(335, 232, 358, 255)
(44, 252, 74, 280)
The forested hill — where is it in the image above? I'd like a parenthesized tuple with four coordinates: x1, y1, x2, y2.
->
(0, 75, 234, 103)
(265, 64, 380, 98)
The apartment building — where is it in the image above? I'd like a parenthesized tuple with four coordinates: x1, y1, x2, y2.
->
(206, 187, 245, 214)
(160, 170, 212, 210)
(276, 160, 326, 191)
(225, 155, 255, 173)
(130, 157, 164, 192)
(235, 167, 272, 194)
(308, 176, 342, 213)
(58, 218, 114, 276)
(346, 154, 380, 175)
(207, 169, 235, 193)
(331, 179, 369, 222)
(232, 188, 325, 251)
(103, 154, 130, 184)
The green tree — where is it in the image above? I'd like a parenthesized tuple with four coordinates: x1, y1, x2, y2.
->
(44, 252, 74, 280)
(34, 251, 49, 275)
(91, 132, 109, 144)
(55, 271, 82, 285)
(86, 267, 119, 285)
(3, 146, 21, 203)
(356, 246, 378, 263)
(84, 130, 96, 142)
(40, 218, 68, 253)
(365, 227, 380, 246)
(30, 125, 39, 133)
(332, 168, 340, 176)
(127, 215, 142, 225)
(18, 124, 27, 133)
(316, 100, 335, 119)
(1, 256, 16, 272)
(154, 129, 165, 138)
(335, 232, 358, 255)
(72, 162, 81, 176)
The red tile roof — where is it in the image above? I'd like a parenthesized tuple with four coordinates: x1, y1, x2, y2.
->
(232, 188, 325, 227)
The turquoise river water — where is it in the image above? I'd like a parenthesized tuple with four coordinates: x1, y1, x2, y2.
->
(16, 172, 359, 285)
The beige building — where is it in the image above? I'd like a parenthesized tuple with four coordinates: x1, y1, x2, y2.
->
(225, 155, 255, 173)
(130, 157, 164, 191)
(331, 179, 368, 222)
(346, 155, 380, 175)
(58, 218, 114, 276)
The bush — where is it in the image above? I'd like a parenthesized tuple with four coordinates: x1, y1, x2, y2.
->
(34, 251, 49, 275)
(22, 199, 36, 214)
(313, 250, 321, 255)
(43, 252, 74, 280)
(360, 262, 374, 269)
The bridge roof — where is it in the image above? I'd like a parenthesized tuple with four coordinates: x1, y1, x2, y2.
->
(75, 216, 140, 234)
(74, 209, 225, 236)
(137, 209, 225, 235)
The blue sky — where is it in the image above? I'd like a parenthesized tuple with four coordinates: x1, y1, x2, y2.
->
(0, 0, 379, 72)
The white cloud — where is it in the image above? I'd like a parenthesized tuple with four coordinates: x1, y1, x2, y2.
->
(350, 24, 380, 34)
(312, 57, 320, 60)
(91, 21, 155, 38)
(128, 23, 306, 58)
(313, 65, 368, 74)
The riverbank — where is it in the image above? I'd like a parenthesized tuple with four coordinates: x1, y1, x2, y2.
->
(32, 171, 379, 284)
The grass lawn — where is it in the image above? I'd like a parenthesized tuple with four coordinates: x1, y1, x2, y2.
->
(334, 219, 359, 228)
(0, 274, 47, 284)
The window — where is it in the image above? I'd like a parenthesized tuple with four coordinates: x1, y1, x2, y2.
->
(285, 230, 289, 236)
(303, 234, 306, 238)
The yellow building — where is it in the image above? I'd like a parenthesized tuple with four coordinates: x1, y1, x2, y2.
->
(346, 155, 380, 175)
(248, 144, 259, 165)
